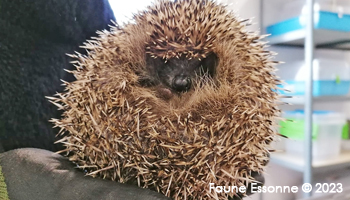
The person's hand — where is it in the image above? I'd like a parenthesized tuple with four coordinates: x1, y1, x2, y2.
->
(0, 148, 170, 200)
(0, 148, 266, 200)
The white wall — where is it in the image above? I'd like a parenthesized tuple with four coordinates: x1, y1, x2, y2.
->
(221, 0, 262, 32)
(108, 0, 154, 24)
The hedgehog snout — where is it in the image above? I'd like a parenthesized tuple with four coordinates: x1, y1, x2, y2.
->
(172, 75, 192, 92)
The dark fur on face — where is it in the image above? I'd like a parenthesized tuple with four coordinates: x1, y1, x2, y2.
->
(139, 52, 218, 96)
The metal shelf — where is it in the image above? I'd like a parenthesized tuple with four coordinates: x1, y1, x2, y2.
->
(281, 95, 350, 105)
(268, 29, 350, 50)
(271, 151, 350, 174)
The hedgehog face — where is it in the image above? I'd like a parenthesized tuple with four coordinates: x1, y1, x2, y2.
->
(145, 52, 218, 94)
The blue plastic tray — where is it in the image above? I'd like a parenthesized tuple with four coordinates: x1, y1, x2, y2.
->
(279, 80, 350, 96)
(267, 11, 350, 36)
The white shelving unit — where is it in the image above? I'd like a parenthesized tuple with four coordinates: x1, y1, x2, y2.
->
(261, 0, 350, 198)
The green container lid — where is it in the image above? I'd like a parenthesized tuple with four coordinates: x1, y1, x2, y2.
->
(280, 110, 346, 140)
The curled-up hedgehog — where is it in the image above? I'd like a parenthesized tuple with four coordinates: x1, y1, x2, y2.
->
(49, 0, 281, 199)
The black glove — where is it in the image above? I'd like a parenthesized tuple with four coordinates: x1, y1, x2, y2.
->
(0, 148, 170, 200)
(0, 148, 266, 200)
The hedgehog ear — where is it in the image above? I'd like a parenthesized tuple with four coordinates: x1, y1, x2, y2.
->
(201, 52, 218, 77)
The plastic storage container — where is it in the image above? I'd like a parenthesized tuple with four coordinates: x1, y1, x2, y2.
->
(342, 140, 350, 151)
(266, 0, 350, 36)
(277, 58, 350, 96)
(280, 110, 346, 160)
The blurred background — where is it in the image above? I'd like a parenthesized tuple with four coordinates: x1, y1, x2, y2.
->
(109, 0, 350, 199)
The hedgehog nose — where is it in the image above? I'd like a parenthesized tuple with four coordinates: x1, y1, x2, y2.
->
(172, 75, 191, 92)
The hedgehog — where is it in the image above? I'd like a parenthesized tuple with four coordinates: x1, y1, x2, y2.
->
(49, 0, 281, 199)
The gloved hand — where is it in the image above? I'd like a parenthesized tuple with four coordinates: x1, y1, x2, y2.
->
(0, 148, 170, 200)
(0, 148, 265, 200)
